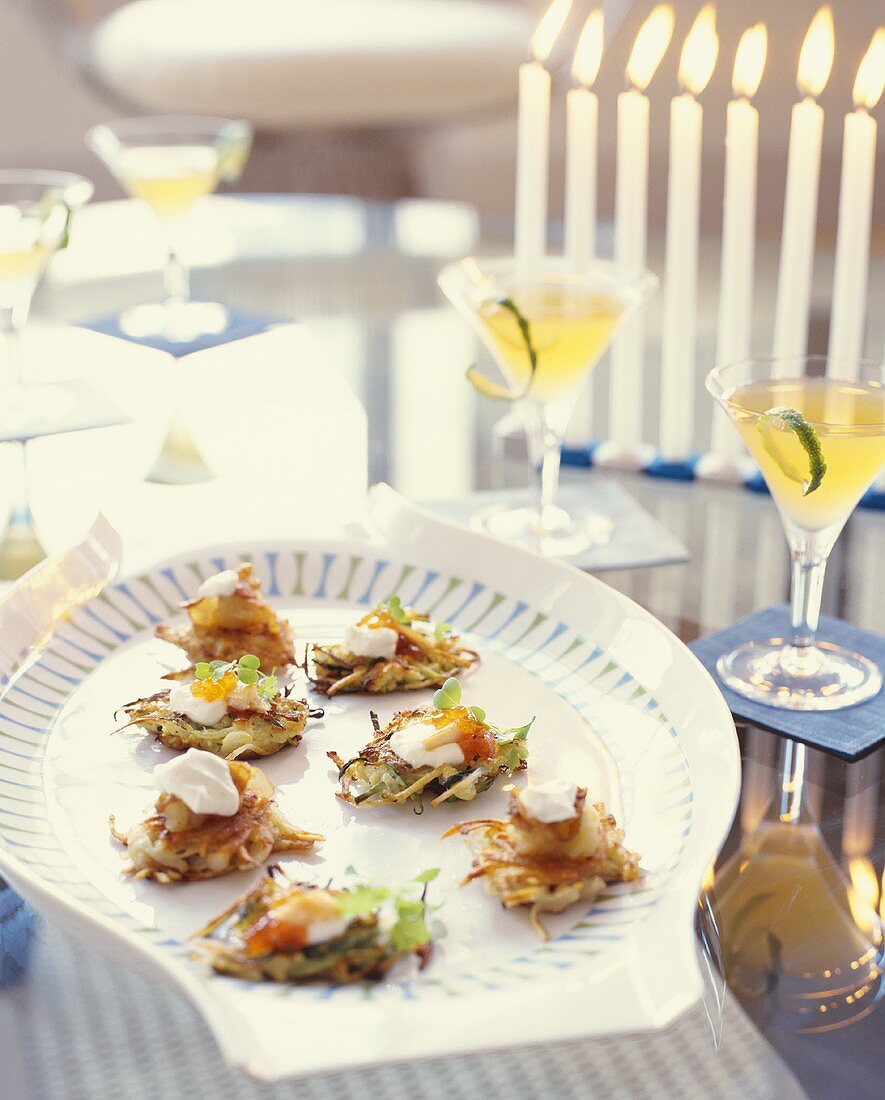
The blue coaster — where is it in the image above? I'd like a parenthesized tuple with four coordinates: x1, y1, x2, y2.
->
(645, 453, 701, 481)
(862, 486, 885, 511)
(561, 440, 601, 468)
(82, 307, 281, 357)
(690, 603, 885, 760)
(745, 470, 769, 495)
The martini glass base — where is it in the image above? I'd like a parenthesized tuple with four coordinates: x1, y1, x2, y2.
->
(120, 301, 229, 344)
(470, 502, 613, 558)
(717, 638, 883, 711)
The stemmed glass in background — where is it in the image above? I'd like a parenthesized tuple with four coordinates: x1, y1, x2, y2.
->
(86, 115, 253, 344)
(707, 355, 885, 710)
(438, 256, 657, 557)
(0, 170, 94, 579)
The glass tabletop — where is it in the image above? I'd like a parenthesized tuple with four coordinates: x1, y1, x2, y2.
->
(5, 193, 885, 1098)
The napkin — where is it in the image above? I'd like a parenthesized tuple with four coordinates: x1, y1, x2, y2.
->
(0, 516, 122, 983)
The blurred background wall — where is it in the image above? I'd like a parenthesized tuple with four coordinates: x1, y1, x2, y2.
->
(2, 0, 883, 243)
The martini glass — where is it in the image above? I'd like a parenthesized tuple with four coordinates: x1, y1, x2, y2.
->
(707, 355, 885, 710)
(438, 256, 657, 557)
(86, 115, 252, 344)
(0, 170, 94, 579)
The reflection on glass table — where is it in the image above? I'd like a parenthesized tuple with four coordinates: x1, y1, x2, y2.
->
(0, 169, 93, 580)
(702, 728, 885, 1098)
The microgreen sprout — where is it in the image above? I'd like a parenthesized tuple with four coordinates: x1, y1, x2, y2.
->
(433, 676, 462, 710)
(193, 654, 278, 700)
(432, 677, 532, 765)
(334, 870, 439, 953)
(380, 595, 410, 625)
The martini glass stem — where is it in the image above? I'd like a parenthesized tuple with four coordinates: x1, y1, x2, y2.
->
(790, 547, 826, 649)
(163, 240, 189, 308)
(1, 311, 25, 391)
(524, 404, 565, 533)
(783, 533, 830, 676)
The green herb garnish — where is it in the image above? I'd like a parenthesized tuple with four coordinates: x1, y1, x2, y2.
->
(433, 676, 462, 709)
(379, 595, 410, 624)
(334, 870, 440, 953)
(466, 295, 538, 401)
(193, 654, 278, 700)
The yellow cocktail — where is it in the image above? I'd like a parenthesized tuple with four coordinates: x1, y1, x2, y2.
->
(118, 145, 219, 222)
(87, 116, 252, 344)
(707, 356, 885, 712)
(476, 287, 626, 405)
(727, 377, 885, 531)
(438, 256, 657, 557)
(0, 242, 48, 284)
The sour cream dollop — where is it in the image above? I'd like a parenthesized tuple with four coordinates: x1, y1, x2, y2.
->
(197, 569, 240, 599)
(518, 779, 580, 824)
(343, 623, 398, 660)
(389, 719, 465, 769)
(167, 680, 228, 726)
(154, 748, 239, 816)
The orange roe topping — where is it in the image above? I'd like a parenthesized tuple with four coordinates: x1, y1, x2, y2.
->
(243, 915, 309, 956)
(427, 705, 494, 762)
(356, 609, 401, 632)
(192, 670, 237, 702)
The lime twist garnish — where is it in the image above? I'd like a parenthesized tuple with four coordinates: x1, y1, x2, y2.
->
(466, 296, 538, 401)
(757, 406, 827, 496)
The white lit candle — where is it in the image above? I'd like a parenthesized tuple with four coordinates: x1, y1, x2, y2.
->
(658, 5, 719, 461)
(706, 23, 767, 472)
(515, 0, 573, 282)
(773, 6, 835, 365)
(596, 4, 674, 466)
(828, 29, 884, 373)
(564, 10, 603, 270)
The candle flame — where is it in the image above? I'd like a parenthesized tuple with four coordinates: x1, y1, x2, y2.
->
(853, 28, 885, 109)
(732, 23, 767, 99)
(531, 0, 573, 64)
(701, 859, 716, 893)
(678, 4, 719, 96)
(797, 5, 835, 98)
(848, 858, 882, 940)
(572, 9, 604, 87)
(626, 4, 675, 91)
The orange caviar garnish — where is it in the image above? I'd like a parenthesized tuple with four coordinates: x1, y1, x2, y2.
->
(243, 915, 309, 956)
(357, 609, 400, 632)
(192, 670, 237, 701)
(427, 705, 495, 762)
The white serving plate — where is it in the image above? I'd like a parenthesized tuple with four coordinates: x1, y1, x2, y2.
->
(0, 488, 740, 1081)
